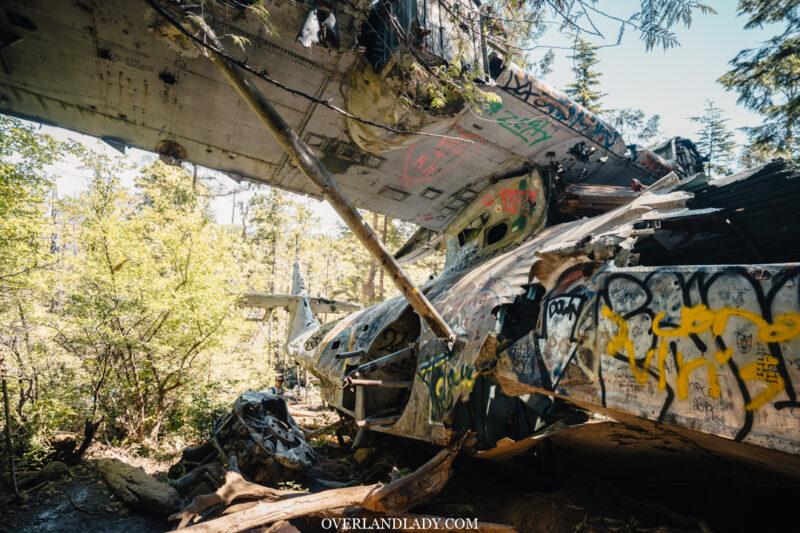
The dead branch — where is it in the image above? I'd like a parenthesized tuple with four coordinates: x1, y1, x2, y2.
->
(301, 420, 341, 439)
(170, 468, 306, 528)
(174, 434, 468, 532)
(70, 417, 103, 464)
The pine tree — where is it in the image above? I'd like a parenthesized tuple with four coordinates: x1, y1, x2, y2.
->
(690, 100, 738, 177)
(564, 36, 606, 113)
(719, 1, 800, 163)
(603, 108, 663, 146)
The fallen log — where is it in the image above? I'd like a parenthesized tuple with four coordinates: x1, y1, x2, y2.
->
(300, 420, 341, 439)
(96, 458, 180, 516)
(170, 462, 306, 528)
(173, 434, 468, 532)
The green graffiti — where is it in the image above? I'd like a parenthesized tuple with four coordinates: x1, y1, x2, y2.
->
(485, 102, 553, 147)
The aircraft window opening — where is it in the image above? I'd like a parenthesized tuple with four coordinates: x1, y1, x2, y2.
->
(331, 340, 341, 350)
(457, 212, 490, 247)
(361, 307, 421, 423)
(485, 221, 509, 246)
(362, 324, 369, 332)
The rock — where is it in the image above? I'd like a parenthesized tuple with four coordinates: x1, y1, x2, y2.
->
(96, 458, 180, 516)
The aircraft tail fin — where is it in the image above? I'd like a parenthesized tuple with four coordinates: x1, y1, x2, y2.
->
(286, 262, 320, 344)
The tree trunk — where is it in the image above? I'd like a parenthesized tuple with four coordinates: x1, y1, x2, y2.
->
(379, 215, 387, 300)
(362, 213, 379, 303)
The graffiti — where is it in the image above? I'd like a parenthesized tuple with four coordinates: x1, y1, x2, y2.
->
(498, 70, 620, 151)
(314, 320, 356, 367)
(536, 269, 588, 387)
(402, 124, 483, 188)
(597, 267, 800, 444)
(500, 189, 537, 216)
(547, 295, 584, 320)
(411, 213, 435, 223)
(439, 274, 510, 341)
(602, 303, 799, 410)
(418, 351, 475, 420)
(304, 321, 338, 352)
(485, 100, 552, 147)
(478, 178, 539, 233)
(738, 333, 753, 354)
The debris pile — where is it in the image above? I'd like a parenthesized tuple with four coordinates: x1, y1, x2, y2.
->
(156, 391, 520, 532)
(170, 391, 315, 493)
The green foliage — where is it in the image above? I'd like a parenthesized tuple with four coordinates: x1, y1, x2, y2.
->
(564, 36, 606, 113)
(739, 142, 790, 169)
(0, 116, 442, 458)
(633, 1, 717, 50)
(52, 159, 242, 444)
(603, 108, 663, 146)
(0, 116, 68, 294)
(690, 100, 738, 177)
(718, 1, 800, 163)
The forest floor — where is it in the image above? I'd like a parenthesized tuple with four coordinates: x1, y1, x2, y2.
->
(2, 399, 799, 533)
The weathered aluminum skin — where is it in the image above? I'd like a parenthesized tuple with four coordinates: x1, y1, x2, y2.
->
(494, 263, 800, 455)
(289, 165, 800, 475)
(0, 0, 656, 232)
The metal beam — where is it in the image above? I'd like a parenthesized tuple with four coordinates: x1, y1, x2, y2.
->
(185, 14, 455, 345)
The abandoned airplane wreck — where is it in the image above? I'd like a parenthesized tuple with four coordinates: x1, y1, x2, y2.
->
(1, 0, 799, 483)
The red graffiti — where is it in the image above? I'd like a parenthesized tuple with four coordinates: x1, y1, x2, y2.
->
(482, 194, 494, 206)
(402, 124, 484, 188)
(499, 189, 537, 216)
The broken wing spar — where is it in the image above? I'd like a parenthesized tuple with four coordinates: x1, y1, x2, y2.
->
(166, 5, 457, 345)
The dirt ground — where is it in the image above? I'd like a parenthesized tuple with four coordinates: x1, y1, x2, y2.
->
(0, 458, 166, 533)
(2, 399, 799, 533)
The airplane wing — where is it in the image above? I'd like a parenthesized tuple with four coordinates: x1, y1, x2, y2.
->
(0, 0, 675, 231)
(240, 293, 360, 315)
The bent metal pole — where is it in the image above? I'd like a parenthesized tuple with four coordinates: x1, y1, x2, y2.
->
(193, 20, 455, 344)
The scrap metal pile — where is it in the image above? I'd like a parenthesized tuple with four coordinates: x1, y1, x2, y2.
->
(170, 391, 316, 493)
(163, 392, 514, 532)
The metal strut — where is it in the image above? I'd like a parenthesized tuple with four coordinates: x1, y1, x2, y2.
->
(191, 17, 456, 345)
(341, 346, 416, 388)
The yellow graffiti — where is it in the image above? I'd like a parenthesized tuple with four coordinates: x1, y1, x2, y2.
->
(739, 356, 785, 410)
(706, 361, 721, 399)
(676, 349, 707, 401)
(602, 305, 799, 410)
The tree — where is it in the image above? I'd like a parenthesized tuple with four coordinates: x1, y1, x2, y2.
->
(0, 117, 77, 454)
(719, 1, 800, 163)
(739, 142, 790, 169)
(603, 108, 663, 146)
(564, 36, 606, 113)
(690, 100, 738, 177)
(0, 117, 68, 294)
(53, 159, 241, 444)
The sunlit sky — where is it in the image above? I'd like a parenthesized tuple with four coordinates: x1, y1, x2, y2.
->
(32, 1, 778, 229)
